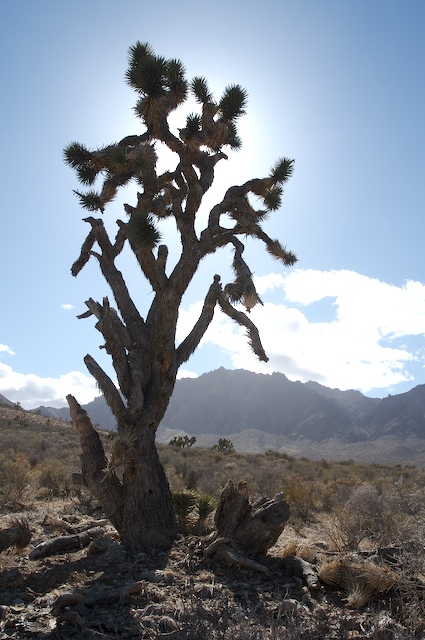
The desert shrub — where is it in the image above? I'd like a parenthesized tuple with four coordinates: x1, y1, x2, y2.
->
(326, 482, 388, 550)
(37, 459, 73, 497)
(185, 468, 198, 490)
(0, 452, 32, 506)
(324, 477, 361, 509)
(283, 475, 317, 522)
(385, 475, 425, 518)
(172, 457, 199, 490)
(249, 458, 285, 498)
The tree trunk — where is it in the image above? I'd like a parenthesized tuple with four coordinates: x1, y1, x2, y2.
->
(119, 430, 177, 553)
(67, 395, 177, 554)
(205, 480, 290, 571)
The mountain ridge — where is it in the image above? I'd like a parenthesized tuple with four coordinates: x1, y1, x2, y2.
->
(4, 368, 425, 464)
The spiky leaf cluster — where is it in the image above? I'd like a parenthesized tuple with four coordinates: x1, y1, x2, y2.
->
(64, 143, 100, 186)
(188, 77, 245, 150)
(128, 210, 162, 248)
(65, 141, 158, 212)
(263, 186, 283, 211)
(191, 76, 213, 103)
(219, 85, 248, 121)
(266, 239, 298, 266)
(125, 40, 187, 113)
(183, 113, 202, 140)
(73, 190, 104, 212)
(270, 157, 295, 184)
(226, 121, 242, 150)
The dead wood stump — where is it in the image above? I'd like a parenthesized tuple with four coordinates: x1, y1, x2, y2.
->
(206, 480, 290, 571)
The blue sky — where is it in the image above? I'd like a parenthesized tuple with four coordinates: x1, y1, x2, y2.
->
(1, 0, 424, 408)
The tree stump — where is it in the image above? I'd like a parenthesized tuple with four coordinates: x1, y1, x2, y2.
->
(205, 480, 290, 572)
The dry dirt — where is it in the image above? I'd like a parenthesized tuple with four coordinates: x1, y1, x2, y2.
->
(0, 501, 423, 640)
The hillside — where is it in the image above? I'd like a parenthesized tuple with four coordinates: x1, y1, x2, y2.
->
(7, 368, 425, 465)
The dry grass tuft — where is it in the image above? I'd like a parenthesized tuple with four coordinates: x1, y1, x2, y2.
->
(0, 518, 32, 553)
(281, 541, 298, 558)
(318, 558, 346, 587)
(343, 573, 376, 608)
(318, 556, 398, 608)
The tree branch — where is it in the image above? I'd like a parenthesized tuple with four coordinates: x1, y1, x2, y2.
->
(119, 217, 167, 292)
(176, 276, 221, 367)
(67, 395, 123, 531)
(250, 225, 298, 266)
(83, 354, 128, 425)
(85, 298, 132, 400)
(71, 229, 96, 277)
(80, 217, 147, 341)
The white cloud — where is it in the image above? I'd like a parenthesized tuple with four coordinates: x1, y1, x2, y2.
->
(0, 362, 98, 410)
(177, 269, 425, 393)
(254, 273, 284, 295)
(0, 344, 15, 356)
(177, 369, 198, 379)
(61, 304, 74, 310)
(2, 270, 424, 409)
(283, 270, 425, 338)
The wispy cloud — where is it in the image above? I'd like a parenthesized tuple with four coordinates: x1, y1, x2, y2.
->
(0, 344, 15, 356)
(177, 269, 425, 393)
(0, 362, 98, 410)
(61, 304, 74, 310)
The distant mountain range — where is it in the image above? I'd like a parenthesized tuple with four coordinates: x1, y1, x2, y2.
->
(0, 393, 14, 407)
(4, 368, 425, 465)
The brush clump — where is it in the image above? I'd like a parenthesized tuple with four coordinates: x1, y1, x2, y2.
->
(318, 556, 397, 608)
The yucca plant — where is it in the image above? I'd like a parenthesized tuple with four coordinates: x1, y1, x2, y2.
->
(172, 490, 198, 524)
(196, 493, 216, 525)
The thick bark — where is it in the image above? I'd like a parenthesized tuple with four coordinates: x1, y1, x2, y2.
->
(119, 428, 177, 552)
(67, 395, 177, 553)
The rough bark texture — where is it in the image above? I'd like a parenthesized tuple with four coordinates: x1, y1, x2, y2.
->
(67, 395, 177, 552)
(64, 43, 297, 554)
(205, 480, 290, 570)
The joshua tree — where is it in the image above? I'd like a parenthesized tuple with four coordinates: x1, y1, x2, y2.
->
(213, 438, 234, 452)
(64, 42, 296, 553)
(169, 436, 196, 448)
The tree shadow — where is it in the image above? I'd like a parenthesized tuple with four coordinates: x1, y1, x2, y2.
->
(1, 533, 172, 639)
